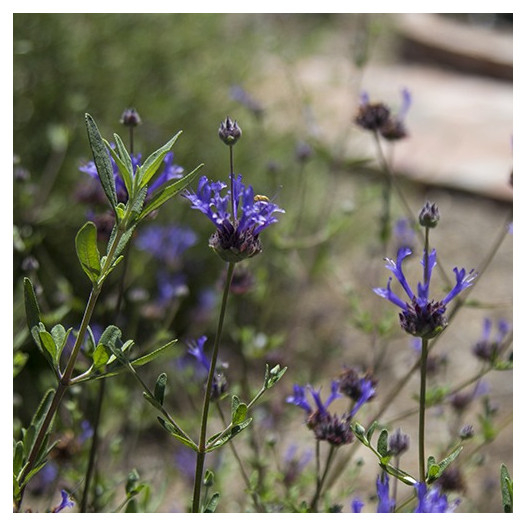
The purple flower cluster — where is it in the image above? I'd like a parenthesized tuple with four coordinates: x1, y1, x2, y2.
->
(287, 374, 376, 446)
(472, 317, 511, 362)
(374, 247, 476, 338)
(355, 88, 412, 141)
(184, 174, 284, 262)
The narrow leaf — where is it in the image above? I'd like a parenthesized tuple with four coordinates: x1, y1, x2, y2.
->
(203, 492, 220, 513)
(154, 373, 168, 405)
(23, 277, 40, 330)
(377, 429, 389, 457)
(110, 134, 134, 194)
(85, 113, 117, 210)
(75, 222, 101, 283)
(138, 163, 203, 220)
(500, 464, 513, 512)
(136, 131, 182, 189)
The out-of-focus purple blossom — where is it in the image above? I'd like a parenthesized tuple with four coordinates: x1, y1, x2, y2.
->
(80, 420, 94, 443)
(374, 247, 476, 338)
(282, 445, 313, 485)
(351, 498, 364, 513)
(393, 217, 416, 252)
(52, 490, 74, 513)
(414, 482, 460, 512)
(449, 380, 490, 412)
(186, 336, 211, 373)
(338, 367, 377, 417)
(388, 428, 410, 456)
(376, 473, 395, 512)
(472, 317, 511, 362)
(355, 88, 412, 141)
(136, 225, 197, 268)
(286, 381, 341, 416)
(230, 85, 264, 118)
(183, 336, 228, 401)
(184, 174, 284, 262)
(156, 271, 189, 306)
(287, 382, 353, 446)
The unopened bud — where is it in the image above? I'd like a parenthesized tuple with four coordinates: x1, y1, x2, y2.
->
(120, 107, 142, 127)
(218, 116, 242, 145)
(419, 201, 440, 228)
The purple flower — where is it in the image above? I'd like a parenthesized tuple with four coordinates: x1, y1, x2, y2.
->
(351, 498, 364, 513)
(52, 490, 74, 512)
(472, 317, 511, 362)
(287, 382, 353, 446)
(374, 247, 476, 338)
(414, 482, 460, 513)
(376, 474, 395, 512)
(355, 88, 412, 140)
(136, 225, 197, 268)
(79, 149, 183, 203)
(186, 336, 211, 373)
(286, 381, 341, 416)
(338, 367, 377, 416)
(184, 336, 227, 401)
(184, 174, 284, 262)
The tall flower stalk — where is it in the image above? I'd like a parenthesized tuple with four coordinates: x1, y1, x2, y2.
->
(186, 117, 284, 512)
(373, 202, 476, 483)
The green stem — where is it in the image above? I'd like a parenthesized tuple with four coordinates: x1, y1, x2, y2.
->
(418, 337, 429, 482)
(192, 261, 236, 513)
(310, 444, 337, 512)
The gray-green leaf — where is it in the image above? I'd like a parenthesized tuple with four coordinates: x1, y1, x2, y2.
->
(75, 222, 101, 283)
(85, 114, 117, 211)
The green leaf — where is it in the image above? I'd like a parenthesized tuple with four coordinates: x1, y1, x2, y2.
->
(377, 429, 389, 457)
(107, 134, 134, 196)
(500, 464, 513, 512)
(157, 417, 198, 451)
(85, 113, 117, 210)
(92, 344, 111, 370)
(203, 492, 220, 513)
(13, 441, 25, 476)
(206, 418, 253, 452)
(75, 222, 101, 283)
(38, 330, 58, 365)
(380, 462, 418, 486)
(231, 395, 248, 425)
(138, 162, 203, 220)
(154, 373, 168, 406)
(136, 131, 182, 189)
(426, 446, 463, 483)
(23, 277, 40, 330)
(130, 339, 178, 367)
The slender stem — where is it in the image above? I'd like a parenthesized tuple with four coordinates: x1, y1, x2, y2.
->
(81, 242, 132, 511)
(418, 337, 429, 482)
(310, 444, 337, 512)
(80, 377, 106, 512)
(217, 404, 265, 512)
(192, 261, 236, 513)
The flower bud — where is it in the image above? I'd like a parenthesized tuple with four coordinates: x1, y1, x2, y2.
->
(120, 107, 142, 127)
(218, 116, 242, 145)
(419, 201, 440, 228)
